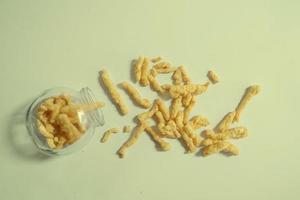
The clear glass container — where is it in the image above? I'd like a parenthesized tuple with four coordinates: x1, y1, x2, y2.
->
(26, 87, 104, 156)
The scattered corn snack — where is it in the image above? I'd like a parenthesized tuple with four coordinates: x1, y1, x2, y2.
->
(99, 55, 260, 158)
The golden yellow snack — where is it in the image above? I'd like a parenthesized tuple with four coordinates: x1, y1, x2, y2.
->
(121, 82, 151, 109)
(226, 127, 248, 139)
(134, 56, 144, 83)
(149, 68, 158, 77)
(37, 120, 54, 138)
(49, 103, 63, 123)
(123, 125, 132, 133)
(36, 95, 103, 150)
(153, 62, 170, 70)
(180, 129, 197, 153)
(117, 124, 146, 158)
(148, 74, 164, 93)
(145, 126, 171, 151)
(153, 62, 176, 74)
(46, 138, 56, 149)
(201, 138, 215, 146)
(168, 84, 207, 99)
(101, 128, 120, 143)
(169, 85, 186, 98)
(167, 120, 181, 138)
(182, 93, 193, 107)
(207, 70, 219, 84)
(189, 115, 209, 129)
(179, 66, 191, 84)
(194, 82, 210, 95)
(55, 136, 67, 149)
(43, 98, 55, 108)
(54, 98, 67, 107)
(140, 57, 150, 86)
(157, 122, 178, 139)
(170, 96, 182, 119)
(155, 99, 170, 121)
(153, 111, 165, 125)
(175, 110, 184, 129)
(157, 120, 181, 139)
(161, 84, 172, 92)
(172, 68, 182, 85)
(101, 70, 128, 115)
(183, 124, 202, 147)
(77, 102, 105, 112)
(136, 103, 158, 123)
(53, 136, 59, 143)
(204, 127, 247, 140)
(233, 85, 261, 122)
(183, 96, 196, 124)
(56, 114, 81, 142)
(214, 111, 236, 132)
(151, 56, 162, 63)
(222, 143, 240, 155)
(202, 141, 229, 156)
(203, 130, 226, 140)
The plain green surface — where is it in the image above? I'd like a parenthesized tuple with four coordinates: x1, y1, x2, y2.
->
(0, 0, 299, 199)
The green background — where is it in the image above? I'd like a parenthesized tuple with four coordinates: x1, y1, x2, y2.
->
(0, 0, 299, 199)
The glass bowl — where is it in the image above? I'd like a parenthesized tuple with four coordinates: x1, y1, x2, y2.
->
(26, 87, 104, 156)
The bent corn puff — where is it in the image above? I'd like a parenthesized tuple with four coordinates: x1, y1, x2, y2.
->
(148, 74, 164, 93)
(101, 70, 128, 115)
(101, 128, 120, 143)
(117, 123, 146, 158)
(121, 82, 151, 109)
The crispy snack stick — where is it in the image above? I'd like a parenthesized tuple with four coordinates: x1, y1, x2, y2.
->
(101, 70, 128, 115)
(117, 124, 146, 158)
(121, 82, 151, 109)
(233, 85, 261, 122)
(101, 128, 120, 143)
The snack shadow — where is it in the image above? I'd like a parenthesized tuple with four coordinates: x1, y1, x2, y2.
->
(6, 100, 51, 162)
